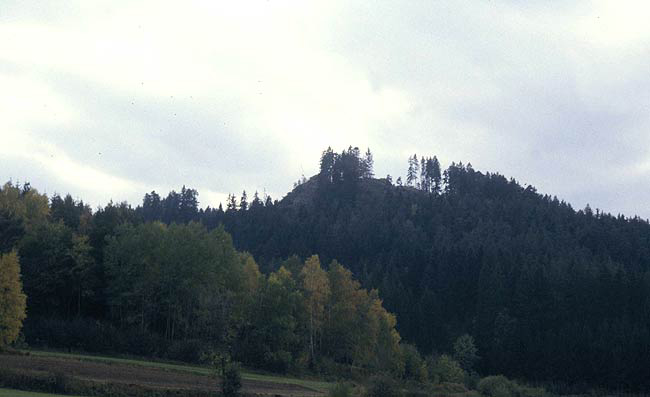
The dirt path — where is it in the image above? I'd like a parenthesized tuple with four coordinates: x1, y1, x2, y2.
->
(0, 354, 324, 396)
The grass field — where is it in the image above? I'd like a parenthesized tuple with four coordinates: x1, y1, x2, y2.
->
(0, 388, 85, 397)
(0, 349, 332, 397)
(25, 349, 332, 392)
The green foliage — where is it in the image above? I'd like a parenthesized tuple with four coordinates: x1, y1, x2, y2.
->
(221, 362, 242, 397)
(477, 376, 549, 397)
(210, 352, 242, 397)
(477, 376, 512, 397)
(0, 251, 26, 349)
(16, 144, 650, 391)
(453, 334, 479, 372)
(328, 382, 354, 397)
(400, 344, 427, 383)
(367, 375, 402, 397)
(0, 182, 49, 232)
(104, 222, 244, 345)
(428, 355, 466, 385)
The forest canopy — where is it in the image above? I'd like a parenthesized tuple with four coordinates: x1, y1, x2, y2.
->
(2, 146, 650, 391)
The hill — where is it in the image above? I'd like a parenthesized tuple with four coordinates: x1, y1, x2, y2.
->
(218, 149, 650, 390)
(4, 146, 650, 392)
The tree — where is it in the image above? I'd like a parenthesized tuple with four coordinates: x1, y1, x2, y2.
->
(319, 147, 336, 184)
(211, 352, 242, 397)
(0, 209, 24, 254)
(0, 251, 27, 349)
(239, 191, 248, 211)
(362, 148, 374, 178)
(406, 154, 419, 187)
(0, 181, 49, 231)
(250, 191, 263, 210)
(401, 343, 427, 382)
(420, 157, 428, 192)
(301, 255, 330, 364)
(431, 156, 442, 193)
(453, 334, 479, 372)
(226, 194, 238, 212)
(429, 354, 465, 384)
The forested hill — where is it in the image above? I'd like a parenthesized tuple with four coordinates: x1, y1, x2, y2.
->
(4, 146, 650, 390)
(215, 148, 650, 389)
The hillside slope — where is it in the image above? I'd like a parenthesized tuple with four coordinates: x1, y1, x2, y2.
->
(221, 163, 650, 389)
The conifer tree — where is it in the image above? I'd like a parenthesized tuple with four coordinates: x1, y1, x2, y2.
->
(226, 194, 237, 212)
(319, 147, 336, 184)
(239, 191, 248, 211)
(420, 157, 427, 191)
(362, 148, 374, 178)
(407, 154, 419, 187)
(431, 156, 442, 193)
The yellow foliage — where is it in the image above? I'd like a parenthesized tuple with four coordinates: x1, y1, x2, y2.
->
(0, 182, 49, 230)
(0, 251, 27, 348)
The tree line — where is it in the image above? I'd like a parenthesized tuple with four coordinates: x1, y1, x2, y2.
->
(0, 181, 404, 378)
(3, 145, 650, 391)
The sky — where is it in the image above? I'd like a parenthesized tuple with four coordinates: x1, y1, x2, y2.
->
(2, 1, 650, 218)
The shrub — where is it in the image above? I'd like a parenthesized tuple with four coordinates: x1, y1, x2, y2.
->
(464, 371, 480, 390)
(167, 339, 207, 363)
(401, 344, 427, 383)
(368, 375, 402, 397)
(329, 382, 354, 397)
(428, 354, 466, 384)
(453, 334, 479, 372)
(222, 362, 242, 397)
(477, 375, 549, 397)
(477, 375, 514, 397)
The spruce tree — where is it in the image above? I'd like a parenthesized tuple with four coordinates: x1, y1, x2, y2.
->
(239, 191, 248, 211)
(431, 156, 442, 193)
(362, 148, 375, 178)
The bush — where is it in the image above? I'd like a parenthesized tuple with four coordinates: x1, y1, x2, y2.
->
(329, 382, 354, 397)
(263, 350, 293, 373)
(167, 339, 207, 363)
(368, 375, 402, 397)
(477, 375, 549, 397)
(453, 334, 479, 372)
(464, 371, 480, 390)
(478, 375, 513, 397)
(222, 362, 242, 397)
(428, 354, 466, 384)
(401, 344, 427, 383)
(430, 382, 468, 394)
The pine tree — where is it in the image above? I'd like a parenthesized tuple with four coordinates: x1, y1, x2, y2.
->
(420, 157, 427, 191)
(239, 191, 248, 211)
(406, 154, 419, 187)
(431, 156, 442, 193)
(0, 251, 27, 349)
(226, 194, 237, 212)
(319, 147, 336, 184)
(362, 148, 374, 178)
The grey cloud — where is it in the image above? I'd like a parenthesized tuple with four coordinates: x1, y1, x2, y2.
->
(4, 1, 650, 218)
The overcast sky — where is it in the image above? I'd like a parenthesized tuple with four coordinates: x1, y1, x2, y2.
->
(2, 1, 650, 218)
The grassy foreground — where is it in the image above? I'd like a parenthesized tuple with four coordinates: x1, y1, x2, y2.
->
(0, 388, 85, 397)
(24, 350, 332, 392)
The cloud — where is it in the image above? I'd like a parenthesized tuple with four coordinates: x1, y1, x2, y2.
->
(1, 1, 650, 217)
